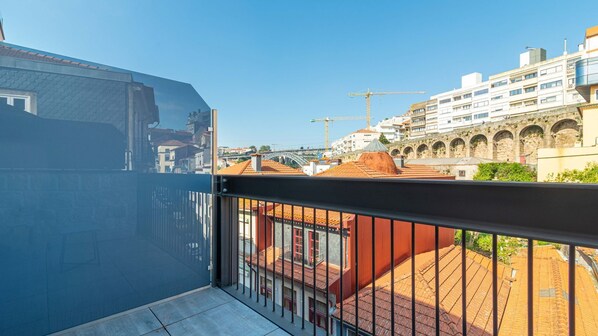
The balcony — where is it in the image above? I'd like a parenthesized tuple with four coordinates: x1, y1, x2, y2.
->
(575, 57, 598, 100)
(2, 171, 598, 335)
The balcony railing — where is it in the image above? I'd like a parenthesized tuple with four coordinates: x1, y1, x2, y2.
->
(215, 174, 598, 336)
(3, 171, 598, 335)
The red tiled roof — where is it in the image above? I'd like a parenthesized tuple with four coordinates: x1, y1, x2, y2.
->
(218, 159, 305, 176)
(0, 44, 99, 69)
(247, 247, 342, 291)
(334, 245, 513, 335)
(266, 204, 353, 229)
(501, 246, 598, 336)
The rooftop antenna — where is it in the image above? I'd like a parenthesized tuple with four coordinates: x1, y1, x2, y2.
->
(564, 38, 568, 55)
(0, 15, 4, 42)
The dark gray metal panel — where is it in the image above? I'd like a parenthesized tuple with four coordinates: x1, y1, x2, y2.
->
(219, 175, 598, 248)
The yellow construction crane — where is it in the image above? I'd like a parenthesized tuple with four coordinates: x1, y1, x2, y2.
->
(310, 116, 366, 152)
(348, 89, 426, 129)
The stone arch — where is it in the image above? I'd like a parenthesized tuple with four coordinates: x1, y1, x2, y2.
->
(550, 119, 579, 148)
(431, 141, 447, 158)
(449, 138, 466, 158)
(493, 130, 515, 162)
(403, 146, 415, 159)
(519, 125, 544, 164)
(470, 134, 489, 158)
(390, 148, 401, 157)
(416, 144, 430, 159)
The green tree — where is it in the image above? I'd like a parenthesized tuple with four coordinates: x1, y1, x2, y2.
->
(258, 145, 272, 153)
(379, 133, 390, 145)
(249, 145, 257, 153)
(473, 162, 536, 182)
(547, 162, 598, 183)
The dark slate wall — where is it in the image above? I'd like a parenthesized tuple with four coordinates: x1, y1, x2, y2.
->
(0, 67, 128, 133)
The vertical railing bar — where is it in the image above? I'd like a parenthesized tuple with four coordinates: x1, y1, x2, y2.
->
(264, 201, 268, 308)
(462, 229, 467, 336)
(272, 202, 276, 312)
(527, 238, 533, 336)
(325, 210, 330, 334)
(391, 219, 395, 336)
(435, 225, 440, 336)
(302, 206, 306, 330)
(411, 222, 416, 336)
(355, 215, 359, 335)
(313, 207, 317, 336)
(236, 197, 240, 291)
(291, 205, 295, 324)
(281, 203, 286, 318)
(371, 216, 376, 336)
(243, 198, 246, 294)
(250, 199, 254, 299)
(569, 244, 576, 336)
(257, 200, 260, 304)
(339, 211, 344, 336)
(492, 234, 498, 336)
(230, 195, 234, 288)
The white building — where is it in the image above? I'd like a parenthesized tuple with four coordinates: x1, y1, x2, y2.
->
(411, 46, 587, 138)
(301, 159, 341, 176)
(372, 115, 411, 142)
(331, 128, 380, 155)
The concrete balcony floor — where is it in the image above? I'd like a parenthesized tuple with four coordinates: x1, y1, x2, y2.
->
(52, 287, 289, 336)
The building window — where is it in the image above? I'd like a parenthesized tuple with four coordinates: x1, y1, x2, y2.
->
(540, 80, 562, 90)
(294, 229, 320, 265)
(524, 86, 536, 93)
(491, 79, 507, 88)
(259, 277, 273, 299)
(510, 89, 522, 96)
(474, 112, 489, 119)
(524, 72, 538, 80)
(0, 90, 35, 113)
(595, 89, 598, 101)
(491, 95, 503, 101)
(283, 287, 297, 313)
(473, 101, 489, 108)
(427, 105, 438, 111)
(463, 93, 472, 99)
(453, 95, 462, 101)
(309, 298, 328, 330)
(510, 77, 522, 83)
(540, 96, 557, 104)
(474, 88, 489, 96)
(458, 170, 466, 177)
(439, 98, 451, 104)
(539, 65, 562, 76)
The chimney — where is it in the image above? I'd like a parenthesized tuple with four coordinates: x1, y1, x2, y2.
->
(251, 154, 262, 172)
(309, 160, 317, 175)
(397, 155, 405, 168)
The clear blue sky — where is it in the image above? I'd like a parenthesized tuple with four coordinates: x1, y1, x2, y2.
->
(1, 0, 596, 148)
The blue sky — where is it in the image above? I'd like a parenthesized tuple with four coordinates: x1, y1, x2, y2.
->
(1, 0, 596, 148)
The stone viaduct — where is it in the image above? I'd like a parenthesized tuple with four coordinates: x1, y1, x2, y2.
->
(387, 106, 581, 165)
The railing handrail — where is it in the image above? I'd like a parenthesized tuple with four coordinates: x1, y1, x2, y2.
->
(219, 174, 598, 248)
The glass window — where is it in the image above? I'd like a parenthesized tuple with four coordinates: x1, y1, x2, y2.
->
(510, 89, 522, 96)
(491, 95, 503, 101)
(524, 72, 538, 80)
(540, 80, 562, 90)
(439, 98, 451, 104)
(491, 80, 507, 88)
(463, 93, 472, 99)
(474, 112, 489, 119)
(0, 97, 7, 105)
(474, 88, 489, 96)
(524, 86, 536, 93)
(13, 98, 26, 110)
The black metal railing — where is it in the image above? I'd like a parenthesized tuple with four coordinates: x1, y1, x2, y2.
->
(214, 175, 598, 336)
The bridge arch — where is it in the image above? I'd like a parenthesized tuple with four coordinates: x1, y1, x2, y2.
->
(470, 134, 489, 158)
(403, 146, 415, 159)
(550, 119, 579, 148)
(416, 144, 430, 159)
(431, 141, 447, 158)
(390, 148, 401, 157)
(263, 152, 308, 165)
(493, 130, 515, 161)
(449, 138, 466, 158)
(519, 125, 544, 164)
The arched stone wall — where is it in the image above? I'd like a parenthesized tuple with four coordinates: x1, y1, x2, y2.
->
(493, 130, 515, 162)
(416, 144, 430, 159)
(470, 134, 489, 158)
(449, 138, 466, 158)
(431, 141, 447, 158)
(550, 119, 579, 148)
(390, 148, 401, 157)
(519, 125, 544, 164)
(403, 146, 415, 159)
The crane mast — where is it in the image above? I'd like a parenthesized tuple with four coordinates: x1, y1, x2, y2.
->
(348, 89, 426, 129)
(310, 116, 366, 152)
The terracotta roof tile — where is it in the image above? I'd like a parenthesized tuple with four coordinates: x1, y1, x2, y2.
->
(218, 159, 306, 176)
(247, 247, 342, 292)
(266, 204, 353, 229)
(501, 246, 598, 336)
(334, 245, 513, 335)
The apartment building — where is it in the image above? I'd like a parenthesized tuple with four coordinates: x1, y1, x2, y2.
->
(407, 38, 589, 139)
(372, 115, 411, 142)
(331, 128, 380, 155)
